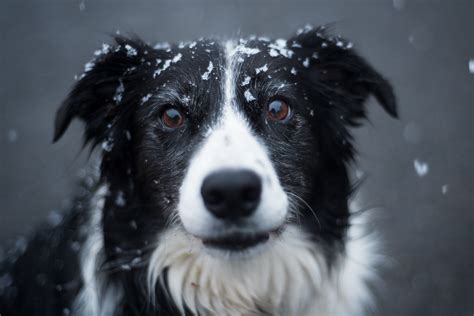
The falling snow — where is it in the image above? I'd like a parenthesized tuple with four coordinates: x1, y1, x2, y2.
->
(268, 39, 294, 58)
(269, 49, 279, 57)
(124, 44, 138, 57)
(153, 42, 171, 50)
(296, 24, 313, 35)
(131, 257, 141, 266)
(302, 57, 310, 68)
(469, 58, 474, 74)
(15, 237, 28, 255)
(153, 59, 171, 78)
(7, 129, 18, 143)
(414, 159, 429, 177)
(244, 89, 256, 102)
(442, 184, 449, 194)
(393, 0, 406, 10)
(354, 169, 365, 179)
(94, 43, 111, 56)
(129, 220, 138, 230)
(152, 54, 183, 78)
(255, 64, 268, 74)
(102, 139, 114, 152)
(47, 210, 63, 227)
(115, 191, 126, 207)
(181, 95, 191, 106)
(70, 241, 81, 252)
(83, 61, 95, 73)
(201, 61, 214, 80)
(172, 53, 182, 63)
(0, 273, 13, 291)
(121, 264, 132, 271)
(290, 67, 297, 75)
(141, 93, 152, 104)
(234, 45, 260, 56)
(113, 79, 125, 104)
(291, 41, 302, 48)
(241, 76, 251, 86)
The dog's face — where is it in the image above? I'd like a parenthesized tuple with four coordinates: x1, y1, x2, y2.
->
(54, 27, 396, 263)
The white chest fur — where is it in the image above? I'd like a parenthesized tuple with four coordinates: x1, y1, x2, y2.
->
(75, 188, 380, 316)
(147, 219, 379, 316)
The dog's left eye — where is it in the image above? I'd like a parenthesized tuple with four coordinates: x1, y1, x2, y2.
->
(267, 99, 291, 122)
(161, 107, 185, 129)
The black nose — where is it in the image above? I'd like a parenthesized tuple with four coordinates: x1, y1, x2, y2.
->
(201, 169, 262, 220)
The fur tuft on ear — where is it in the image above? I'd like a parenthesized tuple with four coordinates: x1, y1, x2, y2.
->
(292, 26, 397, 119)
(53, 36, 153, 145)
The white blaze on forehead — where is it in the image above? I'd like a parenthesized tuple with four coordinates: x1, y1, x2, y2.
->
(223, 40, 238, 107)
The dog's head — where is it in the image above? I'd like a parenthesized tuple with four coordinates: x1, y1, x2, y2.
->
(54, 27, 396, 265)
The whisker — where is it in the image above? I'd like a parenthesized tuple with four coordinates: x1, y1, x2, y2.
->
(286, 191, 322, 230)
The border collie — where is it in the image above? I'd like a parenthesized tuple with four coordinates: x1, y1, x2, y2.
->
(0, 25, 397, 316)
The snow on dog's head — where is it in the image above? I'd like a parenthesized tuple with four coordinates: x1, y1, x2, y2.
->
(177, 42, 289, 255)
(54, 26, 397, 315)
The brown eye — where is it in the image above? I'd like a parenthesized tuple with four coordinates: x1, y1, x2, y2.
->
(161, 107, 184, 129)
(267, 99, 290, 121)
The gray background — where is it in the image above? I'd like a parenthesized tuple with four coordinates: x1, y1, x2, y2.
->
(1, 0, 473, 315)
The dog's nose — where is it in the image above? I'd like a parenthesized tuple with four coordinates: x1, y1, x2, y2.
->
(201, 169, 262, 219)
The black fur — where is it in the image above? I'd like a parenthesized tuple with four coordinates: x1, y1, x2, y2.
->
(0, 26, 396, 315)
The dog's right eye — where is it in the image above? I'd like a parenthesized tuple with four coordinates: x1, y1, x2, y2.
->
(161, 107, 185, 129)
(267, 99, 291, 122)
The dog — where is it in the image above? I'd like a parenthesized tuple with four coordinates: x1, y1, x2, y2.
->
(0, 25, 397, 316)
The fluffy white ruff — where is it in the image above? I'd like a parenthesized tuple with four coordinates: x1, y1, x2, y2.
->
(147, 216, 380, 316)
(74, 187, 381, 316)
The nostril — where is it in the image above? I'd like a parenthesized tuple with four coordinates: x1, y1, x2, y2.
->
(204, 189, 224, 206)
(241, 184, 261, 202)
(201, 169, 262, 219)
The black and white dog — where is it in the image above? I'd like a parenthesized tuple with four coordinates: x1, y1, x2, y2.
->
(0, 25, 397, 315)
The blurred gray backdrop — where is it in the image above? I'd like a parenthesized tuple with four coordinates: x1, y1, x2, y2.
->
(1, 0, 473, 315)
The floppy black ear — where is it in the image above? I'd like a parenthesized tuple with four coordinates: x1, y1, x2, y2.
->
(53, 36, 152, 146)
(291, 26, 397, 120)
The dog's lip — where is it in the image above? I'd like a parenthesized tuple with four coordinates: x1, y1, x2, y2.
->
(195, 226, 284, 251)
(201, 232, 270, 251)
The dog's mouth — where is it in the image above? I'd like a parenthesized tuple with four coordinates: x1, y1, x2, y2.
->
(201, 232, 271, 251)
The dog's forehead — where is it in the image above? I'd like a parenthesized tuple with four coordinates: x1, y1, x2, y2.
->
(151, 36, 314, 84)
(140, 36, 318, 120)
(151, 39, 223, 82)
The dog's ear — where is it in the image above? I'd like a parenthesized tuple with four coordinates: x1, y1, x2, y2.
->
(53, 36, 152, 147)
(291, 26, 397, 120)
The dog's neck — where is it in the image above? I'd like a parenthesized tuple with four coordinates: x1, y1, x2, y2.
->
(147, 223, 377, 316)
(74, 187, 379, 316)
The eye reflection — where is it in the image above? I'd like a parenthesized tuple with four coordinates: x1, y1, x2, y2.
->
(161, 107, 184, 129)
(267, 99, 290, 122)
